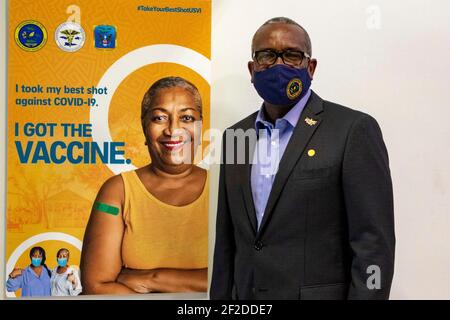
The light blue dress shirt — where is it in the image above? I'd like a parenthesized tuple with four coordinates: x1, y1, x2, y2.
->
(251, 89, 311, 229)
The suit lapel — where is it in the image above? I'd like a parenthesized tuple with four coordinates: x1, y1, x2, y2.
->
(257, 91, 324, 236)
(241, 145, 258, 234)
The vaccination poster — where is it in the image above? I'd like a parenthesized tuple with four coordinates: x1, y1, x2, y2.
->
(6, 0, 211, 297)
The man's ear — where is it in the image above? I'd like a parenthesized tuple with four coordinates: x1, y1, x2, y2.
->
(248, 61, 255, 83)
(308, 58, 318, 80)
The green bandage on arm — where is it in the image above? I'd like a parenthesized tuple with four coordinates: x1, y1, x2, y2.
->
(94, 202, 120, 216)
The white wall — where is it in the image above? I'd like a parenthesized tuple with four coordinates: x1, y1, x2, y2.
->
(210, 0, 450, 300)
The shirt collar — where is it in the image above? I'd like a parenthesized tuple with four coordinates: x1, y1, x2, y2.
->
(255, 89, 312, 131)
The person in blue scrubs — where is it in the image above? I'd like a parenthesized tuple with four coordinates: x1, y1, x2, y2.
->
(6, 246, 52, 297)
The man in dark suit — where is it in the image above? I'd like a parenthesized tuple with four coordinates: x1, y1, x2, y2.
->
(210, 17, 395, 300)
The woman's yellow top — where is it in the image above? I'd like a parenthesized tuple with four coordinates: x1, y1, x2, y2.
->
(120, 170, 208, 270)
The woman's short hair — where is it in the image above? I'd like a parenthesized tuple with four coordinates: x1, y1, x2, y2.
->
(141, 76, 202, 130)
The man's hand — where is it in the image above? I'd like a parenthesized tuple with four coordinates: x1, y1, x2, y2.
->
(9, 268, 22, 279)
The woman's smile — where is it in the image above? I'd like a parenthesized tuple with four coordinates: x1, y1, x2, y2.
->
(159, 139, 187, 152)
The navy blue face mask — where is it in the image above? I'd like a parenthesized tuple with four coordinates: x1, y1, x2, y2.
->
(253, 64, 311, 106)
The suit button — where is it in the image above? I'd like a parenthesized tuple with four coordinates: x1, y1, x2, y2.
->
(254, 240, 263, 251)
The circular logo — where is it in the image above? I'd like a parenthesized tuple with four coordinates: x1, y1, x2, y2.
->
(54, 22, 85, 52)
(286, 78, 303, 100)
(14, 20, 47, 52)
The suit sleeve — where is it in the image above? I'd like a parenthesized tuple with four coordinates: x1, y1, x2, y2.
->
(342, 115, 395, 300)
(210, 132, 235, 299)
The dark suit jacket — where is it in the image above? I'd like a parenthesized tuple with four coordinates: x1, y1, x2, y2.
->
(210, 91, 395, 300)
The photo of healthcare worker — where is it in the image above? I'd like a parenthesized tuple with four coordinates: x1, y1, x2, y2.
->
(50, 248, 82, 296)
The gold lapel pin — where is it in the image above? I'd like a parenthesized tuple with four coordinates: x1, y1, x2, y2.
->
(305, 117, 317, 126)
(307, 149, 316, 157)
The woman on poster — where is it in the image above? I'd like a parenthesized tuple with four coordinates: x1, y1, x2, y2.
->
(50, 248, 82, 296)
(6, 246, 52, 297)
(80, 76, 208, 294)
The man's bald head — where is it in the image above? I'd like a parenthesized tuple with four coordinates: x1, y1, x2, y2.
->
(251, 17, 312, 56)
